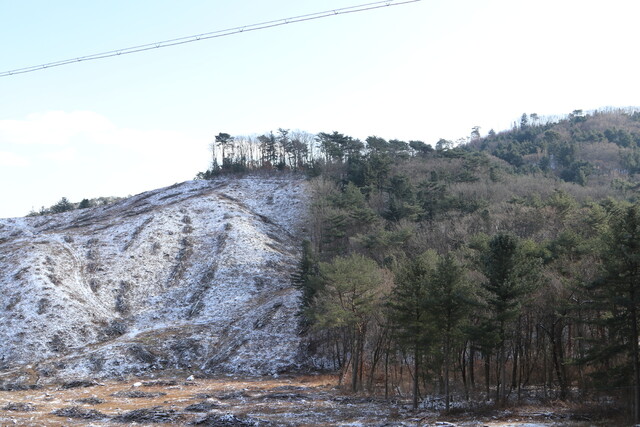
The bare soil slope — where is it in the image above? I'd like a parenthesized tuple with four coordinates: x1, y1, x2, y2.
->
(0, 175, 309, 386)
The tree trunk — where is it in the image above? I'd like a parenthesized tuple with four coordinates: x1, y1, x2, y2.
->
(384, 346, 390, 400)
(484, 353, 491, 401)
(351, 329, 360, 393)
(630, 299, 640, 423)
(412, 344, 420, 410)
(542, 335, 548, 398)
(498, 320, 507, 406)
(461, 343, 469, 401)
(444, 336, 451, 413)
(549, 321, 568, 400)
(358, 358, 363, 391)
(499, 343, 507, 405)
(368, 327, 386, 391)
(512, 316, 521, 397)
(469, 344, 475, 391)
(511, 343, 518, 393)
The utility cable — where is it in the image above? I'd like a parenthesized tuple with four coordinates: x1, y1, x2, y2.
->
(0, 0, 421, 78)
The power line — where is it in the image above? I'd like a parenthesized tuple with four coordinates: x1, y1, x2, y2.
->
(1, 0, 421, 78)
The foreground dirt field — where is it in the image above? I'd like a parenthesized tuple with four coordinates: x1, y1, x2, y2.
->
(0, 375, 617, 426)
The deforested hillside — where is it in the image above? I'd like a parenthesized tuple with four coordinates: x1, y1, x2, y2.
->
(0, 174, 309, 386)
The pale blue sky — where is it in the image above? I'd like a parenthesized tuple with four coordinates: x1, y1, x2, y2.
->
(1, 0, 640, 218)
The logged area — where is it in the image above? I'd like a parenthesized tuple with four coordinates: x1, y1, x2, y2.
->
(0, 176, 309, 385)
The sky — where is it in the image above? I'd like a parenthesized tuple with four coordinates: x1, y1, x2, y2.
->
(1, 0, 640, 218)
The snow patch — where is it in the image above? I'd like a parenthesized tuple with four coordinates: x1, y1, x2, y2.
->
(0, 175, 310, 384)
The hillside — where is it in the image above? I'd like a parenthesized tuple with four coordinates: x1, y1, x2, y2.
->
(475, 108, 640, 185)
(0, 175, 309, 386)
(274, 109, 640, 421)
(3, 108, 640, 421)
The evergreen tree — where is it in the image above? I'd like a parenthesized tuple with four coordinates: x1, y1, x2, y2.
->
(481, 233, 540, 405)
(50, 197, 73, 214)
(317, 131, 363, 163)
(586, 203, 640, 422)
(258, 132, 278, 166)
(385, 175, 423, 222)
(215, 132, 235, 168)
(292, 240, 322, 314)
(388, 251, 438, 409)
(429, 254, 474, 412)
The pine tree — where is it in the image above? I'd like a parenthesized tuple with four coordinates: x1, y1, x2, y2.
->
(292, 240, 322, 316)
(429, 254, 474, 412)
(586, 203, 640, 422)
(50, 197, 73, 214)
(481, 233, 540, 405)
(388, 251, 438, 409)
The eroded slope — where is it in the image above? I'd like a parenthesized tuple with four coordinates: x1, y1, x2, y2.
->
(0, 175, 308, 385)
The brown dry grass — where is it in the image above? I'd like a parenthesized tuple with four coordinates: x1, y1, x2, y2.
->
(0, 374, 622, 426)
(0, 374, 340, 426)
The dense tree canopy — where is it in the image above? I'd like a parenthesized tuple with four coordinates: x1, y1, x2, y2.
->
(281, 108, 640, 422)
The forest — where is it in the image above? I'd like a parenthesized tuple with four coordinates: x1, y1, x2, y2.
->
(196, 107, 640, 423)
(29, 107, 640, 423)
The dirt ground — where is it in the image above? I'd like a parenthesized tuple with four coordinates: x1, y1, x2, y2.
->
(0, 375, 620, 426)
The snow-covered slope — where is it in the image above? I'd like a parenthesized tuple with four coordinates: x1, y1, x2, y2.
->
(0, 175, 309, 385)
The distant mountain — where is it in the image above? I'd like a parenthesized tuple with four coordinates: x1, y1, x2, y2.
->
(473, 108, 640, 184)
(0, 175, 309, 387)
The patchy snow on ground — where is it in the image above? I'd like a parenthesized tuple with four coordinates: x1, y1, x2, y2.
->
(0, 174, 310, 385)
(0, 375, 613, 427)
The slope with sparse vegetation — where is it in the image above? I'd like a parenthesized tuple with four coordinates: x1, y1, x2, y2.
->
(0, 175, 309, 386)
